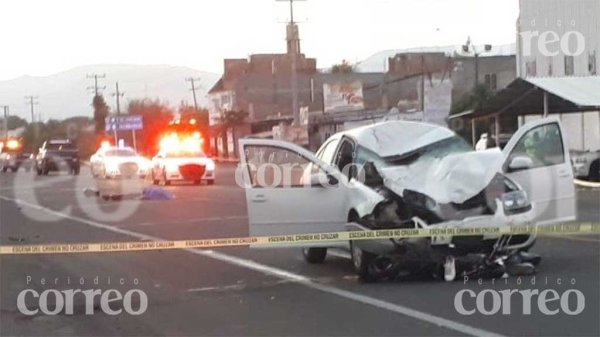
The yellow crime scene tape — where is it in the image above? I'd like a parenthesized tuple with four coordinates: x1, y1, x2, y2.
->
(0, 222, 599, 256)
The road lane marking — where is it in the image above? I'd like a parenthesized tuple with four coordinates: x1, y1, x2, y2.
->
(574, 179, 600, 188)
(0, 195, 504, 337)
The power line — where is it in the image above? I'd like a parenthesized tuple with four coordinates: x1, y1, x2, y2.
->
(86, 73, 106, 96)
(185, 77, 202, 110)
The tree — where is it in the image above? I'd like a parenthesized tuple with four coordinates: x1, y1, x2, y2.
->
(1, 115, 28, 130)
(178, 103, 209, 127)
(92, 95, 110, 134)
(450, 84, 493, 115)
(217, 109, 248, 158)
(126, 99, 174, 156)
(330, 59, 356, 74)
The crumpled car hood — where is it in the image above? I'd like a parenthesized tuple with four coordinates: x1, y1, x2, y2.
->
(378, 148, 505, 204)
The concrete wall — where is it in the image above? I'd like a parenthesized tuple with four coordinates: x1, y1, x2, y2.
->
(452, 55, 517, 101)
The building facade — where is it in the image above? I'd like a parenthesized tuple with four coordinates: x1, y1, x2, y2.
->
(517, 0, 599, 78)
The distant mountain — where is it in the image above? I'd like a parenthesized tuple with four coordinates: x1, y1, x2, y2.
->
(0, 64, 220, 121)
(356, 43, 516, 72)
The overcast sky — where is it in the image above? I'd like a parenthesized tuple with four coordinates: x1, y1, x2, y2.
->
(0, 0, 519, 80)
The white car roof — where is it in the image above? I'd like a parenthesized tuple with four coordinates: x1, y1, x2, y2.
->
(334, 121, 456, 158)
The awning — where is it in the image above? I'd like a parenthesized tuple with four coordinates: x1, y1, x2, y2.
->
(468, 76, 600, 119)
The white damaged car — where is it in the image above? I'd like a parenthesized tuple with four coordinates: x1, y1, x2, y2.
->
(238, 117, 576, 281)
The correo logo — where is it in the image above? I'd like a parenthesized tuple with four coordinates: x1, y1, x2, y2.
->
(17, 288, 148, 316)
(454, 288, 585, 316)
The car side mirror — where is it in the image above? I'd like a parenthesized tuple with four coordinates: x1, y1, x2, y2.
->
(508, 156, 533, 172)
(309, 172, 338, 187)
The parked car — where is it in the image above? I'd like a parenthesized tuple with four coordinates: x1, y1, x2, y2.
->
(90, 146, 150, 179)
(570, 150, 600, 181)
(151, 149, 215, 185)
(0, 139, 32, 172)
(238, 117, 575, 280)
(35, 139, 80, 175)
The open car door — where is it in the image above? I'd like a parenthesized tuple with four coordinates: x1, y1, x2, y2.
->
(238, 139, 348, 247)
(502, 117, 576, 225)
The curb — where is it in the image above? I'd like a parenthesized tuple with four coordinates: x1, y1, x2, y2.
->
(574, 179, 600, 188)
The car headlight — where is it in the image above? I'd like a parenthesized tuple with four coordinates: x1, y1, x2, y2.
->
(206, 160, 215, 171)
(501, 190, 531, 214)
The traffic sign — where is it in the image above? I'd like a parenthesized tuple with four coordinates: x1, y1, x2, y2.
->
(105, 115, 143, 131)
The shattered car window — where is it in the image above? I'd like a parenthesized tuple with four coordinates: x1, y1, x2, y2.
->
(378, 136, 472, 168)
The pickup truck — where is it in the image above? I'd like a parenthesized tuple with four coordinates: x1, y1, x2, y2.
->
(35, 139, 80, 175)
(570, 150, 600, 181)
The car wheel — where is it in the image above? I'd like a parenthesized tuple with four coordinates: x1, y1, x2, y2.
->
(42, 166, 49, 175)
(36, 167, 42, 175)
(589, 160, 600, 182)
(302, 247, 327, 264)
(350, 241, 376, 282)
(10, 167, 18, 173)
(1, 166, 7, 173)
(207, 180, 215, 185)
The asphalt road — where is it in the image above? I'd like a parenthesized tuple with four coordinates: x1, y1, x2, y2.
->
(1, 164, 599, 336)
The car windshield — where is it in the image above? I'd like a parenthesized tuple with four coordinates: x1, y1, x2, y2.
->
(46, 142, 76, 151)
(105, 149, 137, 157)
(356, 136, 472, 168)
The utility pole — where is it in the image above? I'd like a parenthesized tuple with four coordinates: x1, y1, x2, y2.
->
(86, 73, 106, 96)
(25, 96, 40, 141)
(111, 82, 124, 146)
(1, 105, 8, 141)
(111, 82, 124, 115)
(185, 77, 201, 110)
(25, 96, 39, 123)
(277, 0, 306, 125)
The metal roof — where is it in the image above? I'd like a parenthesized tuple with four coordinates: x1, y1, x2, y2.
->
(467, 76, 600, 119)
(526, 77, 600, 107)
